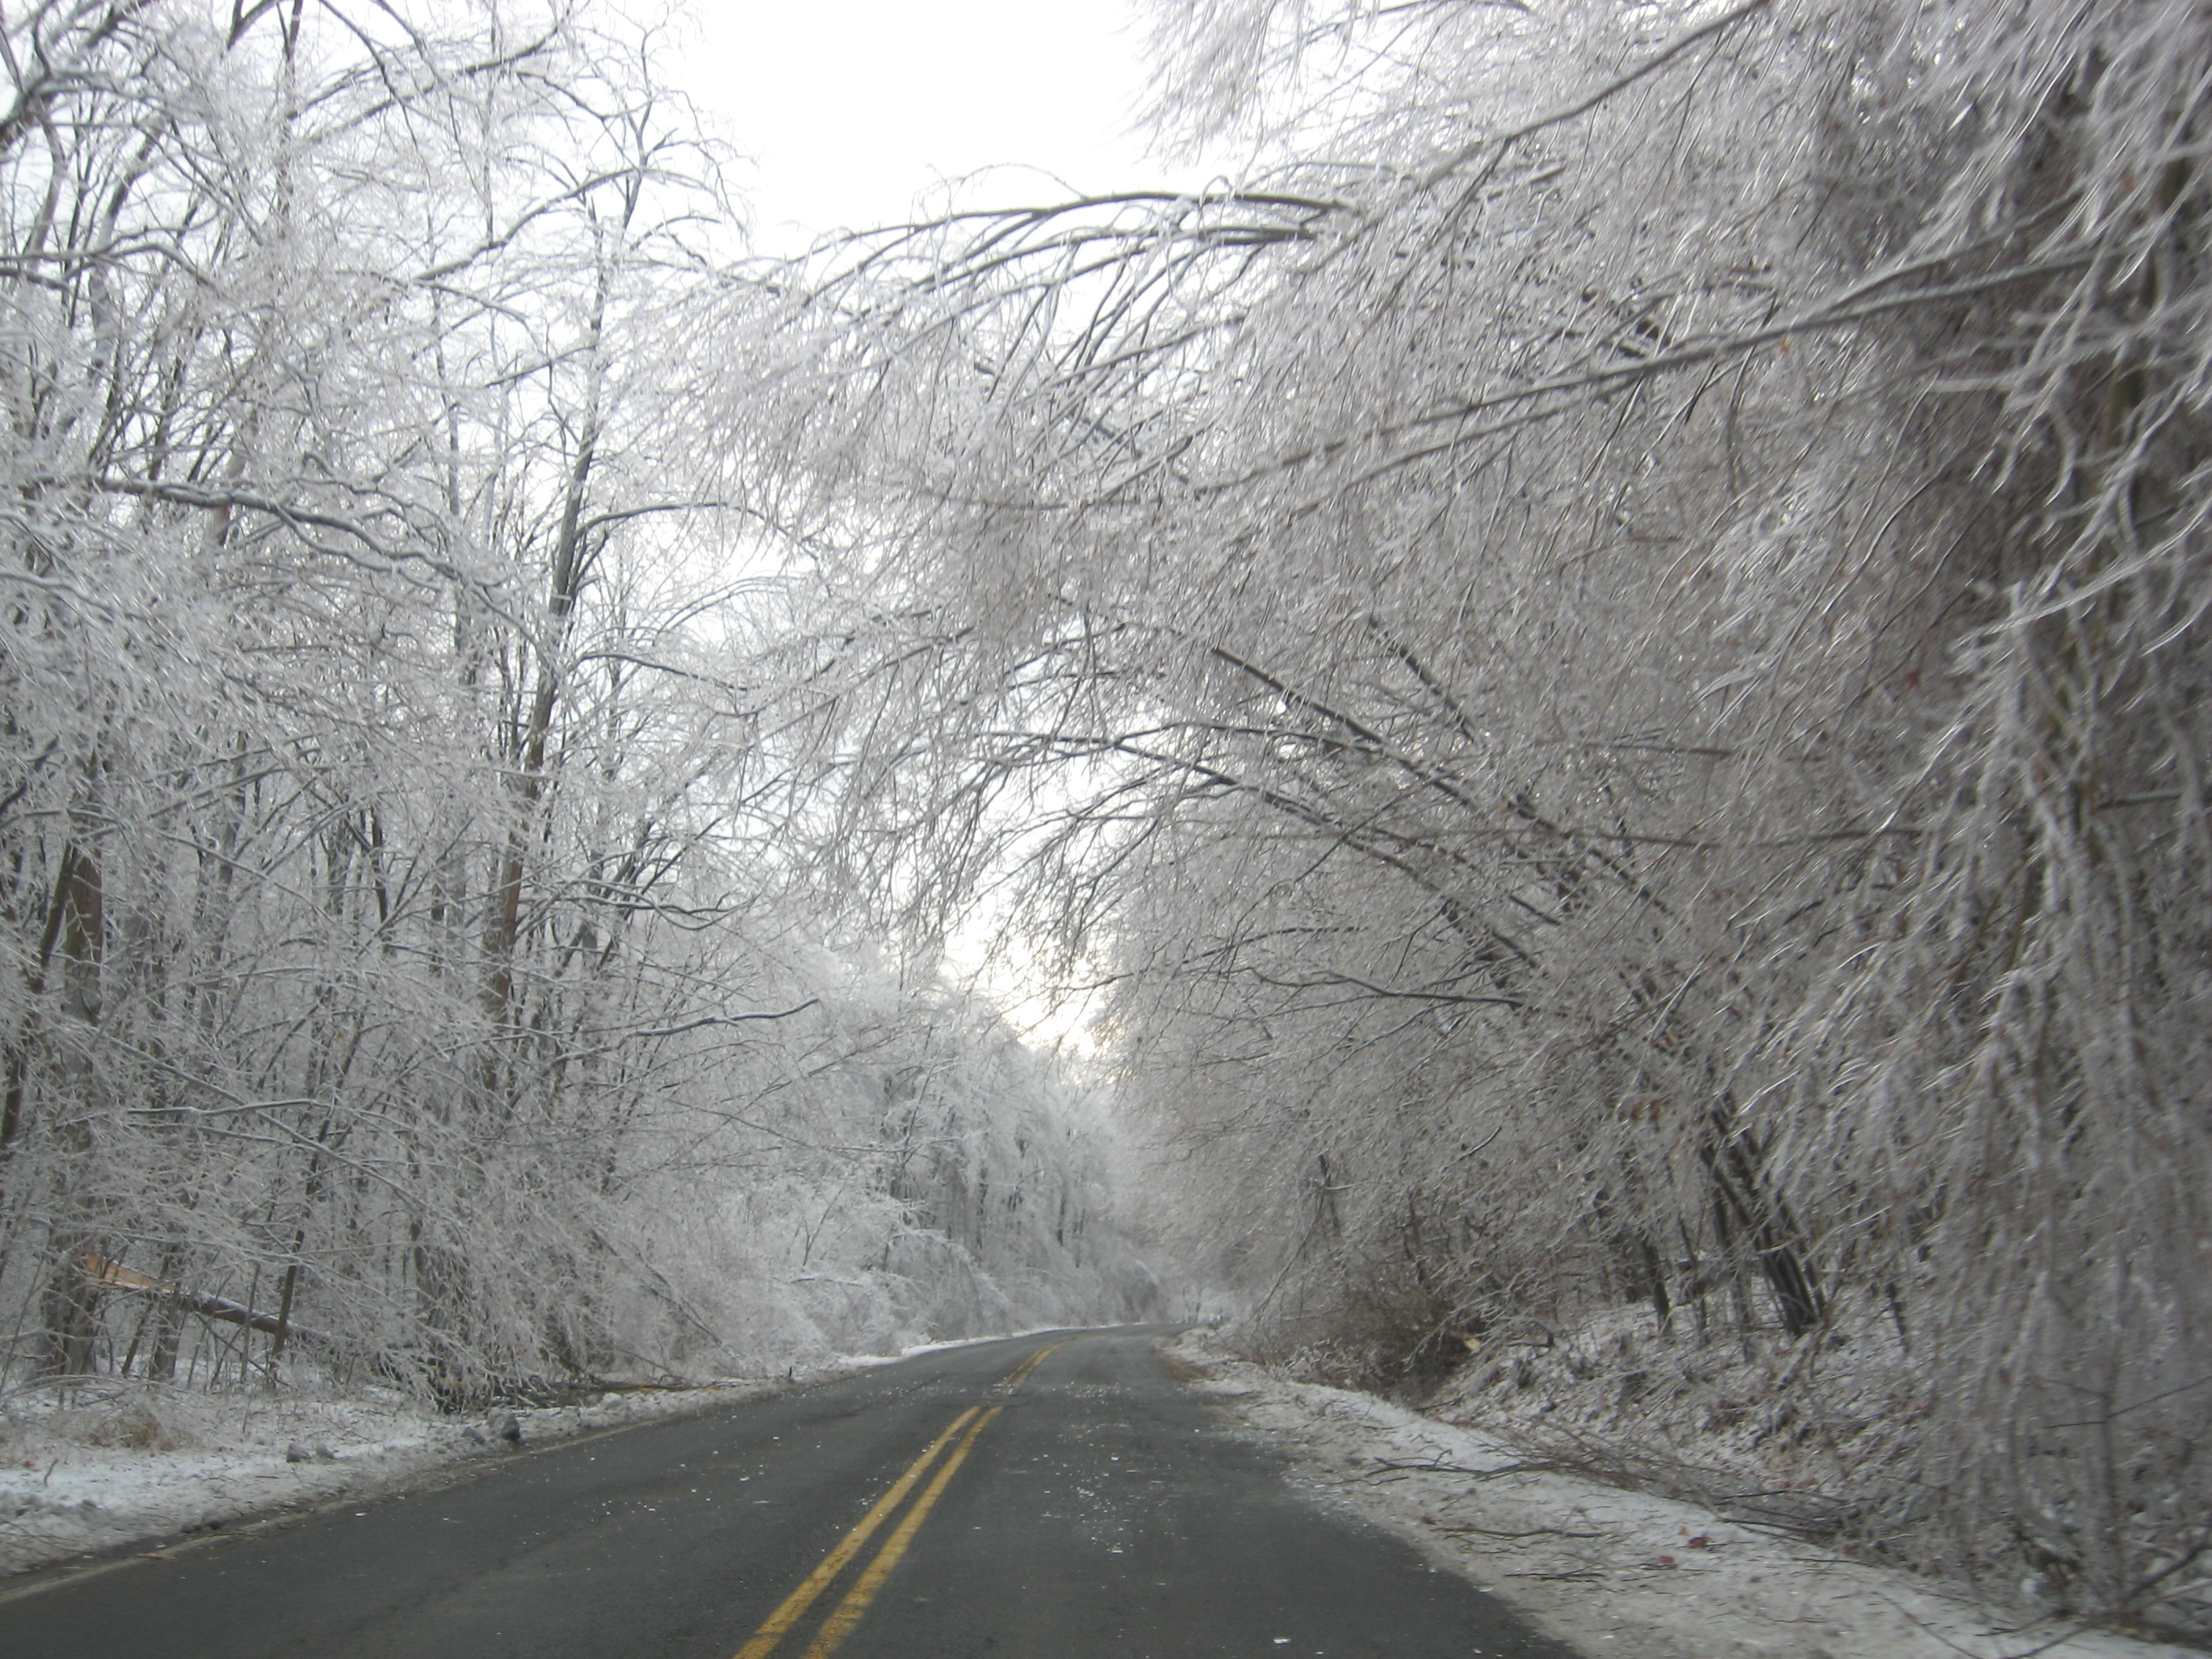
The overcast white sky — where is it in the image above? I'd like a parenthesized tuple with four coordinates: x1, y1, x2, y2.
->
(667, 1, 1183, 1036)
(676, 0, 1180, 255)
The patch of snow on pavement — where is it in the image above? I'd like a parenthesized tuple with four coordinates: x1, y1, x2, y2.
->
(1163, 1330, 2199, 1659)
(833, 1323, 1084, 1370)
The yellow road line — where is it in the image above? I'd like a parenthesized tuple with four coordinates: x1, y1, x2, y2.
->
(731, 1407, 980, 1659)
(797, 1406, 1002, 1659)
(996, 1339, 1068, 1390)
(735, 1339, 1079, 1659)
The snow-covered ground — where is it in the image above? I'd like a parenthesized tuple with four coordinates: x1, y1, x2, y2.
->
(0, 1329, 1079, 1583)
(0, 1373, 787, 1580)
(827, 1322, 1077, 1370)
(1164, 1329, 2201, 1659)
(21, 1323, 2186, 1659)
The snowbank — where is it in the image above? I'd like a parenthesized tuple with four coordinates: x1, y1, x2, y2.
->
(1165, 1330, 2199, 1659)
(0, 1375, 778, 1580)
(0, 1328, 1071, 1584)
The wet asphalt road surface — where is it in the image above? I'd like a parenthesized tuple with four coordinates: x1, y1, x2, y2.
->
(0, 1326, 1578, 1658)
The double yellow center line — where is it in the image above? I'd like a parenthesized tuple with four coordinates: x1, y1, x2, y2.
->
(732, 1339, 1068, 1659)
(995, 1339, 1068, 1391)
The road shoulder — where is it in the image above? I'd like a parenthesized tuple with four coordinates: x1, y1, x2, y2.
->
(0, 1376, 782, 1589)
(1163, 1329, 2199, 1659)
(0, 1328, 1077, 1588)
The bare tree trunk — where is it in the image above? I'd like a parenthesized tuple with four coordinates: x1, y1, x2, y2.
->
(37, 833, 108, 1377)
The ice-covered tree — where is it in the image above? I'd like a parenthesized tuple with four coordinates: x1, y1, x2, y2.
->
(0, 0, 1136, 1404)
(757, 0, 2212, 1627)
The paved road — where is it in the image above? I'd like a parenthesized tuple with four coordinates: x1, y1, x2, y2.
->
(0, 1327, 1577, 1657)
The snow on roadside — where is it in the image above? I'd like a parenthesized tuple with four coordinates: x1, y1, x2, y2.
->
(1163, 1330, 2199, 1659)
(0, 1374, 781, 1579)
(0, 1328, 1076, 1582)
(832, 1324, 1077, 1370)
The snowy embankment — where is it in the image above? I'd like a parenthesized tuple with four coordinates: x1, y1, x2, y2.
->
(1164, 1330, 2200, 1659)
(0, 1328, 1075, 1582)
(0, 1375, 778, 1579)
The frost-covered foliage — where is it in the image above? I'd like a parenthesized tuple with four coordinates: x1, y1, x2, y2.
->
(1420, 1295, 1921, 1549)
(0, 0, 1138, 1411)
(756, 0, 2212, 1632)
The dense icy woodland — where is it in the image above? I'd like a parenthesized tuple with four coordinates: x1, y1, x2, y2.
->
(749, 0, 2212, 1635)
(0, 0, 1154, 1411)
(5, 0, 2212, 1637)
